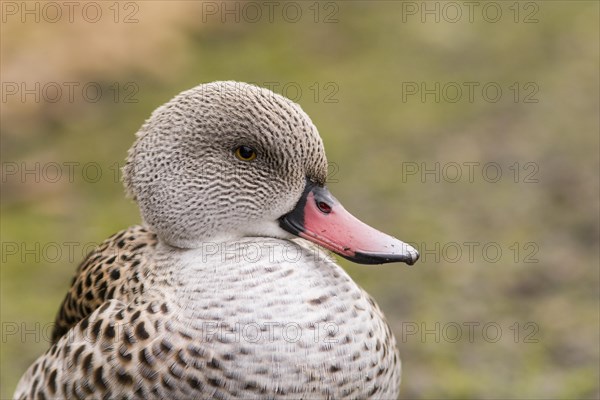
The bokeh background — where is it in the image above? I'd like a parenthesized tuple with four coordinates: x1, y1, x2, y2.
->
(1, 1, 598, 398)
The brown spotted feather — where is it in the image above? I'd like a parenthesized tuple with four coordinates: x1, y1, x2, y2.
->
(51, 225, 158, 344)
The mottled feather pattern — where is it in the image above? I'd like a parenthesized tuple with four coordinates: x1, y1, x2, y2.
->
(17, 228, 400, 399)
(51, 225, 158, 344)
(123, 82, 327, 249)
(15, 82, 402, 399)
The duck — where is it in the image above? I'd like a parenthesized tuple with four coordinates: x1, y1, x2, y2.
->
(14, 81, 419, 400)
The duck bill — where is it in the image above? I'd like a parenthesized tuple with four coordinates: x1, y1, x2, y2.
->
(279, 181, 419, 265)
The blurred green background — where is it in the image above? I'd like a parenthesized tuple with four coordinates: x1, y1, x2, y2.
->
(1, 1, 598, 398)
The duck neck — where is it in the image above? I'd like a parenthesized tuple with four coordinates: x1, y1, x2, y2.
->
(152, 236, 312, 287)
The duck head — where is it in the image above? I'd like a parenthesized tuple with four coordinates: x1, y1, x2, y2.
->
(123, 81, 418, 265)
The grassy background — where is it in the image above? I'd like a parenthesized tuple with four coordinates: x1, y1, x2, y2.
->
(1, 1, 598, 398)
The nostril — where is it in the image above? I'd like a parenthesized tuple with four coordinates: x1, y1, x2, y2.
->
(316, 200, 332, 214)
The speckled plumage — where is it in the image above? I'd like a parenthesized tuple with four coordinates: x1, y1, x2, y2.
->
(15, 82, 403, 399)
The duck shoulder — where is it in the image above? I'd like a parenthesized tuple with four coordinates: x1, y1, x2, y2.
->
(50, 225, 158, 343)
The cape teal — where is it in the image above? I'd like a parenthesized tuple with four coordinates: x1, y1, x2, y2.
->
(15, 81, 419, 399)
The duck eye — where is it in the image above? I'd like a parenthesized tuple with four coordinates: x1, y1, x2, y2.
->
(234, 145, 257, 161)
